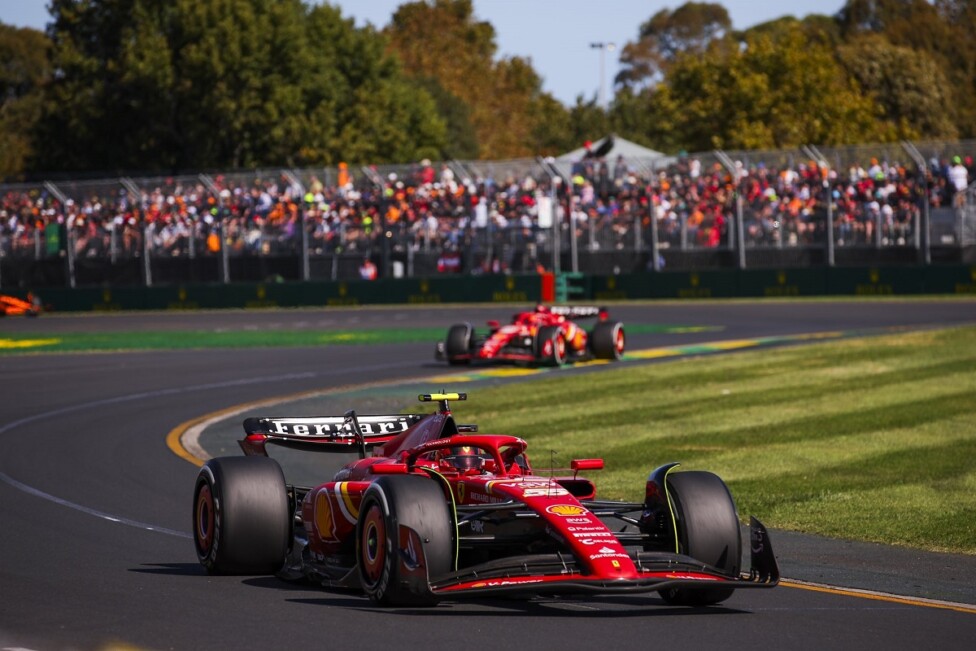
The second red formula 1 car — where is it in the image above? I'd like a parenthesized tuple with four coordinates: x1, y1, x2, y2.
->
(436, 305, 625, 366)
(192, 393, 779, 607)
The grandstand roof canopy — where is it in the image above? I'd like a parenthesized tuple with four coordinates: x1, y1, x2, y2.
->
(557, 134, 665, 162)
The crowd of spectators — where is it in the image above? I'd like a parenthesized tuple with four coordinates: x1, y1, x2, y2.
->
(1, 147, 973, 277)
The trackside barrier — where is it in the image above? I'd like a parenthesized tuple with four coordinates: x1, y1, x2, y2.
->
(591, 266, 976, 300)
(32, 274, 546, 312)
(22, 265, 976, 312)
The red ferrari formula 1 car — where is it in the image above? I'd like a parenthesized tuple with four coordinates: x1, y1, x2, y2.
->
(0, 292, 42, 317)
(193, 393, 779, 606)
(435, 305, 625, 366)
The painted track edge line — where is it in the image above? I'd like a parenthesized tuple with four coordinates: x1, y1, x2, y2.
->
(781, 578, 976, 613)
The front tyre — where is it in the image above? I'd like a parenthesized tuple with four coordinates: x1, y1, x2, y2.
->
(661, 471, 741, 606)
(536, 325, 567, 366)
(590, 321, 625, 360)
(444, 323, 474, 365)
(357, 475, 454, 606)
(193, 456, 290, 575)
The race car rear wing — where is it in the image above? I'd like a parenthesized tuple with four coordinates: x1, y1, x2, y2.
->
(240, 393, 477, 458)
(241, 413, 426, 456)
(547, 305, 608, 319)
(240, 393, 478, 458)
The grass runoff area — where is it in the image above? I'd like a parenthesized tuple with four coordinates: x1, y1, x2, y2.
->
(446, 326, 976, 555)
(0, 323, 701, 354)
(0, 327, 447, 352)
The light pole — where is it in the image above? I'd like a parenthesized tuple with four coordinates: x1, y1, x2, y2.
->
(590, 42, 616, 109)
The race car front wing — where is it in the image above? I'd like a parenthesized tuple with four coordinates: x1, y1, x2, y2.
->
(428, 516, 779, 598)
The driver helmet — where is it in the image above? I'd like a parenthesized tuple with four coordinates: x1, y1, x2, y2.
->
(440, 445, 484, 471)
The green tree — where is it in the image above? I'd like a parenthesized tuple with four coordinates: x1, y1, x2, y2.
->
(564, 97, 611, 151)
(304, 3, 446, 165)
(616, 2, 731, 90)
(0, 24, 50, 179)
(838, 34, 958, 139)
(528, 94, 575, 156)
(410, 76, 479, 160)
(838, 0, 976, 137)
(740, 14, 842, 48)
(384, 0, 567, 159)
(609, 87, 678, 154)
(30, 0, 447, 174)
(653, 26, 890, 151)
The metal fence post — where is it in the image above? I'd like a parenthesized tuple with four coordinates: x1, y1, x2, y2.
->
(283, 170, 309, 281)
(646, 181, 661, 272)
(143, 222, 153, 287)
(901, 141, 931, 265)
(569, 194, 579, 273)
(715, 150, 745, 269)
(43, 181, 75, 287)
(803, 145, 834, 267)
(221, 217, 230, 283)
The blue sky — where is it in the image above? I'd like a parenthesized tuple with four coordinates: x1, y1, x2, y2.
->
(1, 0, 845, 105)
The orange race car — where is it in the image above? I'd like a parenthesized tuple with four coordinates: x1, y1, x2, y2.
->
(0, 292, 43, 317)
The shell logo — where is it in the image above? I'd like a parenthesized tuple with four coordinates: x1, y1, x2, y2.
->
(546, 504, 587, 516)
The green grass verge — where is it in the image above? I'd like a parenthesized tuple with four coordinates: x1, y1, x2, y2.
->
(0, 322, 714, 355)
(0, 327, 447, 353)
(446, 326, 976, 555)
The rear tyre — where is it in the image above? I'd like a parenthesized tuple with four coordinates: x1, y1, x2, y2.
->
(536, 325, 566, 366)
(357, 475, 454, 606)
(660, 471, 741, 606)
(445, 323, 473, 365)
(590, 321, 625, 360)
(193, 456, 290, 575)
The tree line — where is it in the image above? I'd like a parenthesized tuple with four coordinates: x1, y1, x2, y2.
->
(1, 0, 974, 181)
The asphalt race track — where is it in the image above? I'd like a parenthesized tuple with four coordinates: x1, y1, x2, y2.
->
(2, 300, 976, 651)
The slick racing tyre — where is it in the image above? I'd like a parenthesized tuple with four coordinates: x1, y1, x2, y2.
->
(445, 323, 473, 365)
(193, 456, 290, 575)
(661, 471, 741, 606)
(357, 475, 454, 606)
(590, 320, 625, 360)
(536, 325, 567, 366)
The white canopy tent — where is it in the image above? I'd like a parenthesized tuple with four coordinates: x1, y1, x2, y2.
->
(556, 134, 665, 162)
(551, 134, 671, 179)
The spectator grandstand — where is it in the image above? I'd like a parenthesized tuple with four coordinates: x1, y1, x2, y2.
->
(1, 140, 974, 289)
